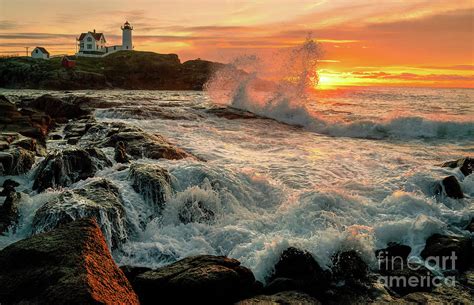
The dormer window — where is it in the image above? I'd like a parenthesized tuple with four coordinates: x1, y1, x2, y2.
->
(87, 37, 92, 42)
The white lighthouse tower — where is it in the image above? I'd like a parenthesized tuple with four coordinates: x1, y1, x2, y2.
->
(121, 21, 133, 50)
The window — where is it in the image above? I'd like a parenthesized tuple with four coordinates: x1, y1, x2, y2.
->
(80, 43, 84, 48)
(36, 49, 39, 53)
(87, 37, 92, 42)
(87, 44, 92, 49)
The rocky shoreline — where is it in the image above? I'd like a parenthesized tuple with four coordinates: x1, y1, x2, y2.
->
(0, 51, 225, 90)
(0, 94, 473, 304)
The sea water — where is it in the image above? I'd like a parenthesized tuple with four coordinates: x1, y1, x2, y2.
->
(1, 85, 473, 282)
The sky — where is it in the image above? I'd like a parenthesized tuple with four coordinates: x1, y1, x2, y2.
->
(0, 0, 473, 88)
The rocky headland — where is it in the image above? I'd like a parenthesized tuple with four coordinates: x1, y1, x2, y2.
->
(0, 51, 225, 90)
(0, 94, 473, 304)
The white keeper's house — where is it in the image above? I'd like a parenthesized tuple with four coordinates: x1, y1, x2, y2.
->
(76, 21, 133, 57)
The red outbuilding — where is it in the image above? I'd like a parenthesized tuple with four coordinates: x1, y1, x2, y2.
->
(61, 56, 76, 69)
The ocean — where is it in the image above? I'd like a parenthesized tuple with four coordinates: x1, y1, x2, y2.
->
(0, 86, 473, 282)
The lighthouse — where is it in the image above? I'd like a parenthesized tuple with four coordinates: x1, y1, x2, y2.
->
(121, 21, 133, 50)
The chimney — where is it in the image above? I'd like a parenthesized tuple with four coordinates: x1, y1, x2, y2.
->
(93, 29, 96, 33)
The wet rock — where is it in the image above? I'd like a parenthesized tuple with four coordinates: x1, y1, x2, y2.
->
(1, 132, 46, 156)
(273, 247, 324, 281)
(441, 157, 473, 176)
(33, 147, 112, 192)
(104, 130, 191, 160)
(436, 176, 464, 199)
(134, 255, 256, 304)
(399, 284, 473, 304)
(0, 191, 21, 234)
(129, 163, 171, 212)
(332, 250, 369, 283)
(0, 218, 139, 305)
(420, 234, 472, 271)
(0, 96, 52, 143)
(32, 179, 127, 248)
(268, 247, 329, 296)
(70, 121, 193, 160)
(178, 199, 216, 224)
(115, 141, 129, 163)
(378, 259, 435, 296)
(49, 133, 63, 140)
(237, 291, 321, 305)
(0, 147, 35, 175)
(0, 179, 19, 196)
(20, 94, 91, 119)
(207, 107, 261, 120)
(264, 277, 299, 294)
(120, 265, 153, 291)
(63, 119, 95, 140)
(104, 106, 200, 121)
(2, 178, 20, 188)
(376, 243, 412, 268)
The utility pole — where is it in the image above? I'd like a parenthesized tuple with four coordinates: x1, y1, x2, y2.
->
(25, 47, 29, 57)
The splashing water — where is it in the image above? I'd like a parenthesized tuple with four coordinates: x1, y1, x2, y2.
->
(205, 38, 474, 140)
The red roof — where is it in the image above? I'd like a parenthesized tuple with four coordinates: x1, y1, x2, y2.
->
(78, 32, 105, 41)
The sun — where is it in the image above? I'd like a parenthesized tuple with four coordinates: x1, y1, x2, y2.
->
(317, 72, 348, 89)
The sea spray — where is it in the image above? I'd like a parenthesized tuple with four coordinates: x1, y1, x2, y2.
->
(205, 39, 474, 140)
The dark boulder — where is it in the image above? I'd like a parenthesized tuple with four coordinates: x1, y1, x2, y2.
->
(0, 96, 23, 126)
(115, 141, 129, 163)
(237, 291, 321, 305)
(437, 176, 464, 199)
(72, 121, 193, 160)
(0, 179, 19, 196)
(2, 178, 20, 188)
(375, 243, 412, 264)
(420, 234, 472, 271)
(0, 96, 52, 143)
(273, 247, 324, 281)
(267, 247, 329, 296)
(33, 147, 112, 192)
(120, 265, 153, 290)
(0, 133, 38, 155)
(49, 133, 63, 140)
(378, 259, 435, 296)
(0, 218, 139, 304)
(129, 163, 171, 214)
(0, 147, 35, 175)
(32, 179, 128, 248)
(0, 191, 21, 234)
(178, 199, 216, 224)
(104, 130, 191, 160)
(20, 94, 91, 119)
(207, 107, 261, 120)
(441, 157, 473, 176)
(63, 118, 95, 140)
(332, 250, 369, 283)
(134, 255, 256, 304)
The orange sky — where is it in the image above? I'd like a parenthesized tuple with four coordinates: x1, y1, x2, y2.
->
(0, 0, 473, 88)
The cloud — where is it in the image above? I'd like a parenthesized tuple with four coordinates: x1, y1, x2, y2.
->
(420, 65, 474, 71)
(0, 20, 21, 30)
(351, 71, 474, 82)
